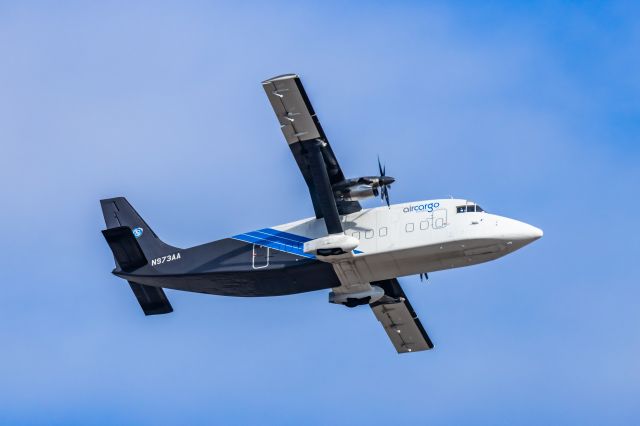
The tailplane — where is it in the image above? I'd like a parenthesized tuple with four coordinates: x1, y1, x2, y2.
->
(100, 197, 176, 316)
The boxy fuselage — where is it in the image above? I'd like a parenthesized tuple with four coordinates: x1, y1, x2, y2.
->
(113, 198, 542, 296)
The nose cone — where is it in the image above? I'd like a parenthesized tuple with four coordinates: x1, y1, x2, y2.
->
(500, 218, 543, 244)
(380, 176, 395, 186)
(528, 225, 544, 240)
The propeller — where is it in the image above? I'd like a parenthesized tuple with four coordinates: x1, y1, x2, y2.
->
(377, 157, 393, 207)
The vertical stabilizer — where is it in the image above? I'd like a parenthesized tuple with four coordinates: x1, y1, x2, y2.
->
(100, 197, 179, 261)
(100, 197, 176, 315)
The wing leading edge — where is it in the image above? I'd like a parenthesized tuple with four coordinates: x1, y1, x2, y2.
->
(262, 74, 362, 218)
(370, 279, 434, 354)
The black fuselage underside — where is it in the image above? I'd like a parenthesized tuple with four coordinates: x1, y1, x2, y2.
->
(115, 238, 340, 297)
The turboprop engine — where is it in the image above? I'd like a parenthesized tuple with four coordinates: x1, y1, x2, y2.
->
(332, 158, 395, 206)
(332, 176, 395, 203)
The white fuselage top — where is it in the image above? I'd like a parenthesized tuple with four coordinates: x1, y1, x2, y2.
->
(273, 199, 543, 283)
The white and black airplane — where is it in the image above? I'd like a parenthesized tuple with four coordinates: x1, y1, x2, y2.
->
(101, 74, 543, 354)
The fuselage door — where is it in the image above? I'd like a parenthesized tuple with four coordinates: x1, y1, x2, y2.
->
(252, 244, 270, 269)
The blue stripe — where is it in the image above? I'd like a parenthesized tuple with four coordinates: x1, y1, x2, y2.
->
(254, 228, 311, 243)
(241, 234, 304, 251)
(248, 230, 308, 246)
(232, 228, 363, 258)
(232, 229, 315, 258)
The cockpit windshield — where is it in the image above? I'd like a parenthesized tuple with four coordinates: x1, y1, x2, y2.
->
(456, 204, 484, 213)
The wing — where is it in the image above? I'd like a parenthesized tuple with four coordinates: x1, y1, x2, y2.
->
(262, 74, 361, 218)
(370, 279, 434, 354)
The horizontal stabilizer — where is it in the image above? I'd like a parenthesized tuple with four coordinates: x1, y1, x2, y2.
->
(128, 281, 173, 315)
(102, 226, 147, 272)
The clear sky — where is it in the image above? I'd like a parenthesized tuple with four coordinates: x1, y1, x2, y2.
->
(1, 1, 639, 425)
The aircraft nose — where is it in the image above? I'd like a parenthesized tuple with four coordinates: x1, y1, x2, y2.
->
(523, 224, 543, 241)
(499, 218, 543, 243)
(511, 221, 543, 242)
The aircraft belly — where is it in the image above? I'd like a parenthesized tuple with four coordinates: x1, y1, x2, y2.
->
(124, 261, 340, 296)
(352, 238, 511, 281)
(116, 238, 341, 296)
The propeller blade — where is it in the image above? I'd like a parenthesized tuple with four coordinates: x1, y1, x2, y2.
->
(377, 156, 392, 207)
(383, 185, 390, 207)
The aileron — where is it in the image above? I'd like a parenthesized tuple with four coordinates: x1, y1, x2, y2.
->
(262, 74, 323, 144)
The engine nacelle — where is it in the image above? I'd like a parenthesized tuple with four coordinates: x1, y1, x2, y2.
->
(333, 175, 394, 202)
(303, 234, 359, 256)
(336, 183, 377, 201)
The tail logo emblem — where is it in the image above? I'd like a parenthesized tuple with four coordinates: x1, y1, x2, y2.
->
(132, 227, 143, 238)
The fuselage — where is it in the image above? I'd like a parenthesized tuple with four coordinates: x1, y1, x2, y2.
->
(117, 198, 542, 296)
(274, 198, 542, 280)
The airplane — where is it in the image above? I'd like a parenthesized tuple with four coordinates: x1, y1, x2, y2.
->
(100, 74, 543, 354)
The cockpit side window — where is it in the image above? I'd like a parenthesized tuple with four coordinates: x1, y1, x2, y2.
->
(457, 204, 485, 213)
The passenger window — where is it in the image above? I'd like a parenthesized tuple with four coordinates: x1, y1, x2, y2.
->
(420, 220, 429, 230)
(351, 231, 360, 239)
(379, 227, 388, 237)
(405, 223, 414, 232)
(365, 230, 374, 239)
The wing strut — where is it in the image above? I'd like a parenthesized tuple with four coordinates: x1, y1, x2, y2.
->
(303, 139, 343, 234)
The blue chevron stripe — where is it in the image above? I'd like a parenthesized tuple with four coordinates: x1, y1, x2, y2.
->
(232, 228, 314, 258)
(253, 228, 310, 243)
(232, 228, 363, 258)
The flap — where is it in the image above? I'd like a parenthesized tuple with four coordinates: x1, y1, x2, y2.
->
(370, 278, 434, 354)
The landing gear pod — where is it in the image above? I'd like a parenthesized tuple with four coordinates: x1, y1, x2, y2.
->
(303, 234, 360, 256)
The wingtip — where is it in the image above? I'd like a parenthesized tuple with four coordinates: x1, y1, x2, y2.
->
(262, 73, 299, 84)
(100, 196, 127, 205)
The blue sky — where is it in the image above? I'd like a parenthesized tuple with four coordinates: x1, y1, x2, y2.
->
(1, 1, 639, 425)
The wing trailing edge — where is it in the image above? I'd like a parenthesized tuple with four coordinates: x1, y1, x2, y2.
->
(370, 279, 434, 354)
